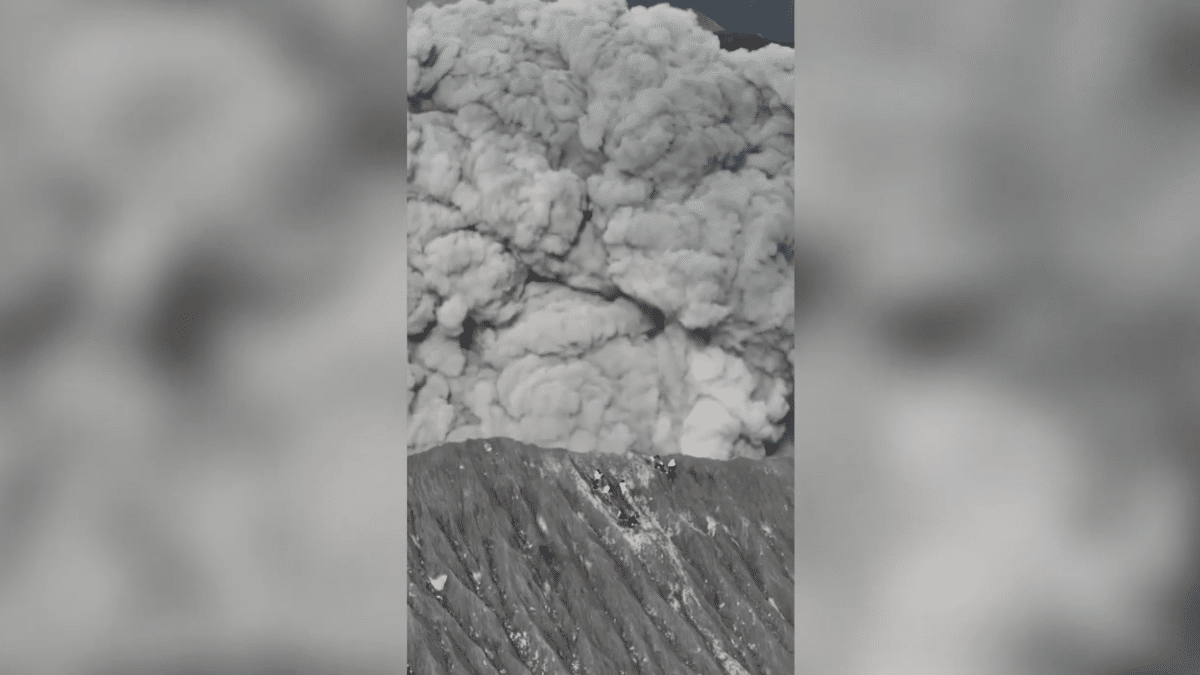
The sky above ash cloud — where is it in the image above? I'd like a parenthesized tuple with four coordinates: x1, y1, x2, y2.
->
(623, 0, 794, 45)
(406, 0, 796, 49)
(407, 0, 795, 460)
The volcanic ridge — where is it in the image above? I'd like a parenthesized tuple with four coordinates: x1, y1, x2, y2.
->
(408, 437, 794, 674)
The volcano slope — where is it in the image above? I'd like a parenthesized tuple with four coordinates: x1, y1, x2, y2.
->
(407, 437, 794, 674)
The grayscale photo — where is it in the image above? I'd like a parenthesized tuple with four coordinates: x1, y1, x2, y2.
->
(795, 2, 1200, 674)
(406, 0, 795, 672)
(16, 0, 1200, 673)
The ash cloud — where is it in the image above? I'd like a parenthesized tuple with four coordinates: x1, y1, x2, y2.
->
(407, 0, 795, 459)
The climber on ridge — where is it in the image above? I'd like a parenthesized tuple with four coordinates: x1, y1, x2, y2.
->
(666, 458, 677, 480)
(590, 468, 603, 491)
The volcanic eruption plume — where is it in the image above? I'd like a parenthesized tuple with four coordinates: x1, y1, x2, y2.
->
(407, 0, 795, 460)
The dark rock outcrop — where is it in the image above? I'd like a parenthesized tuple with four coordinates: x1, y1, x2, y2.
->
(408, 438, 794, 674)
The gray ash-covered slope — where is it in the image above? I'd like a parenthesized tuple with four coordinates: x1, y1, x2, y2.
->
(408, 437, 794, 675)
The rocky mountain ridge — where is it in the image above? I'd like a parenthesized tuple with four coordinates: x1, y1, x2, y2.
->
(407, 437, 794, 674)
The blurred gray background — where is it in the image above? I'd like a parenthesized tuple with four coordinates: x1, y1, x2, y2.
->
(795, 1, 1200, 674)
(0, 1, 405, 674)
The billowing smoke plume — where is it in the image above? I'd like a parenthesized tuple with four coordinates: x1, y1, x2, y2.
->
(407, 0, 794, 459)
